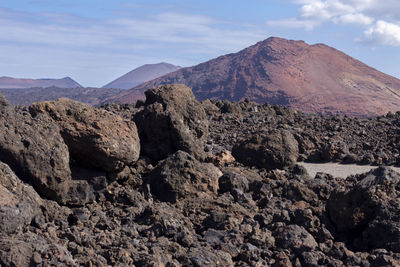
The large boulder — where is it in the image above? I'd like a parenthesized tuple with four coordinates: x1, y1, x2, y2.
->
(232, 129, 299, 170)
(0, 95, 71, 201)
(146, 151, 222, 203)
(327, 167, 400, 252)
(134, 84, 209, 162)
(29, 98, 140, 172)
(0, 162, 42, 234)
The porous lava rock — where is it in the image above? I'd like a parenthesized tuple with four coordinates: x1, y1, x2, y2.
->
(0, 233, 76, 267)
(232, 129, 299, 170)
(327, 167, 400, 252)
(134, 84, 209, 161)
(320, 139, 349, 162)
(29, 98, 140, 172)
(274, 224, 318, 254)
(0, 94, 71, 201)
(0, 162, 42, 234)
(146, 150, 222, 203)
(218, 170, 249, 194)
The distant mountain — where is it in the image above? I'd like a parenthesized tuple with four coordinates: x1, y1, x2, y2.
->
(0, 76, 82, 89)
(103, 63, 181, 90)
(106, 37, 400, 117)
(0, 87, 123, 106)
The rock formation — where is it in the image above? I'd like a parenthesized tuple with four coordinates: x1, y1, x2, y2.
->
(0, 94, 71, 202)
(0, 162, 42, 234)
(146, 150, 222, 203)
(232, 129, 299, 170)
(29, 98, 140, 172)
(2, 86, 400, 266)
(134, 84, 208, 161)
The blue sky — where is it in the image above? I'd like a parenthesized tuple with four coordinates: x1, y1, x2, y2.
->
(0, 0, 399, 87)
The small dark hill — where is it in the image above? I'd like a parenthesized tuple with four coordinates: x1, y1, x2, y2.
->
(102, 62, 181, 90)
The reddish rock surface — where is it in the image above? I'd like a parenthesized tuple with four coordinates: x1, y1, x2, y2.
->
(107, 37, 400, 117)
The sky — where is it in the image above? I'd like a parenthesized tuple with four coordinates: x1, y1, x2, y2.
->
(0, 0, 399, 87)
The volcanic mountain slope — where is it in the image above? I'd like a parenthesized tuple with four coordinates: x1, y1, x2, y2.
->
(0, 76, 82, 89)
(107, 37, 400, 117)
(103, 62, 181, 89)
(0, 86, 123, 106)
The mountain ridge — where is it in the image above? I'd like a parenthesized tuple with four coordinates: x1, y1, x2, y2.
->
(0, 86, 123, 106)
(0, 76, 82, 89)
(105, 37, 400, 117)
(102, 62, 181, 89)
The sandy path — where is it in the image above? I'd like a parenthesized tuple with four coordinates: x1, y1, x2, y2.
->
(298, 162, 400, 179)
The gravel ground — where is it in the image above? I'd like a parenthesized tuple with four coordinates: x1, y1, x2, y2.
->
(298, 162, 400, 178)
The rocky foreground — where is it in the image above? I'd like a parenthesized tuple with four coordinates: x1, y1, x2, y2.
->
(1, 84, 400, 266)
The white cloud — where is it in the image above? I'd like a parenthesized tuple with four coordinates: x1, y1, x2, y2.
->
(364, 20, 400, 46)
(110, 13, 267, 51)
(0, 8, 268, 54)
(300, 0, 351, 21)
(334, 13, 374, 26)
(0, 7, 270, 86)
(269, 0, 400, 46)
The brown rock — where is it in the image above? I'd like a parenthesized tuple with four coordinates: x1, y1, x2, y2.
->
(327, 167, 400, 252)
(208, 150, 236, 167)
(0, 162, 42, 234)
(134, 84, 209, 161)
(0, 95, 71, 201)
(188, 247, 234, 267)
(202, 99, 220, 116)
(0, 233, 76, 267)
(29, 98, 140, 172)
(275, 224, 318, 254)
(232, 129, 299, 170)
(146, 150, 222, 203)
(320, 139, 349, 162)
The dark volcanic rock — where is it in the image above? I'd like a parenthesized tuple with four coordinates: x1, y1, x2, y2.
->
(3, 91, 400, 266)
(188, 247, 234, 267)
(320, 139, 349, 161)
(134, 84, 209, 161)
(0, 233, 75, 266)
(146, 151, 222, 203)
(29, 98, 140, 172)
(63, 180, 95, 206)
(0, 162, 42, 234)
(218, 170, 249, 194)
(327, 167, 400, 252)
(274, 224, 318, 254)
(232, 129, 299, 170)
(0, 94, 7, 109)
(0, 95, 71, 201)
